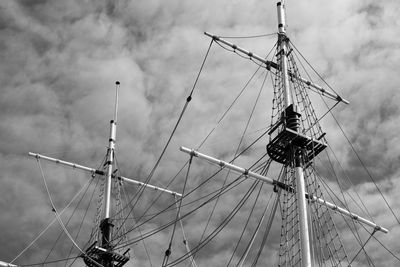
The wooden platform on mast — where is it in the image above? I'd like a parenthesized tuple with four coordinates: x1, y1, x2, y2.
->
(267, 127, 327, 165)
(82, 242, 129, 267)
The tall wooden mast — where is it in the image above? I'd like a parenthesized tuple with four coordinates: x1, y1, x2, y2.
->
(276, 1, 312, 266)
(187, 0, 387, 266)
(99, 81, 119, 266)
(26, 81, 183, 267)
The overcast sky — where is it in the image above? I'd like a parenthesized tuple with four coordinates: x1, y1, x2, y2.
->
(1, 0, 400, 266)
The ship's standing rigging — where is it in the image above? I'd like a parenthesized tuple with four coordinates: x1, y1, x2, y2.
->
(1, 1, 400, 267)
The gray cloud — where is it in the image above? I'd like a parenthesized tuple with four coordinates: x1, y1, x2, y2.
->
(1, 0, 399, 266)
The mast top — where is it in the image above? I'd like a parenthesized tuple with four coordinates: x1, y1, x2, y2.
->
(277, 1, 287, 34)
(114, 81, 120, 123)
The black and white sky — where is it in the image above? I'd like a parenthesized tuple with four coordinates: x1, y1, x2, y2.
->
(1, 0, 400, 266)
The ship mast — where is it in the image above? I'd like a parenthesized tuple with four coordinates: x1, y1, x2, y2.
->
(26, 81, 183, 267)
(277, 1, 292, 108)
(276, 2, 312, 266)
(8, 1, 390, 266)
(184, 1, 388, 266)
(100, 81, 119, 266)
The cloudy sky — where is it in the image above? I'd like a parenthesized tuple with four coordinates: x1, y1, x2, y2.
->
(1, 0, 400, 266)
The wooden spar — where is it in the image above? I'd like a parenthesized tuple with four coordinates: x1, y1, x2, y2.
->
(204, 32, 349, 105)
(28, 152, 182, 197)
(119, 175, 182, 197)
(0, 261, 18, 267)
(179, 146, 389, 234)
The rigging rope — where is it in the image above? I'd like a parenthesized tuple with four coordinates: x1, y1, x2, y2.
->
(162, 155, 193, 267)
(196, 63, 263, 149)
(219, 32, 277, 39)
(250, 166, 286, 267)
(114, 173, 248, 249)
(289, 40, 341, 99)
(328, 106, 400, 225)
(237, 190, 274, 267)
(112, 169, 130, 253)
(9, 164, 95, 265)
(226, 182, 264, 267)
(114, 152, 269, 250)
(170, 43, 275, 263)
(309, 134, 377, 264)
(313, 167, 375, 266)
(321, 146, 374, 222)
(278, 167, 301, 266)
(19, 256, 81, 266)
(161, 155, 271, 266)
(250, 192, 280, 267)
(41, 170, 95, 266)
(305, 167, 350, 266)
(65, 174, 101, 267)
(270, 39, 353, 266)
(173, 194, 198, 267)
(289, 38, 399, 226)
(213, 38, 278, 72)
(110, 160, 188, 249)
(365, 224, 400, 263)
(111, 129, 270, 245)
(113, 67, 273, 250)
(302, 101, 338, 136)
(114, 39, 214, 239)
(348, 229, 377, 266)
(114, 163, 271, 223)
(34, 159, 103, 267)
(121, 186, 153, 266)
(324, 144, 374, 222)
(110, 154, 184, 223)
(165, 180, 261, 266)
(191, 67, 269, 264)
(113, 47, 273, 255)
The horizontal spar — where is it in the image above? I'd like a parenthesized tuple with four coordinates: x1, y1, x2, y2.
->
(0, 261, 18, 267)
(179, 146, 274, 185)
(179, 146, 388, 233)
(119, 176, 182, 197)
(309, 195, 388, 233)
(204, 32, 349, 105)
(28, 152, 182, 197)
(28, 152, 101, 174)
